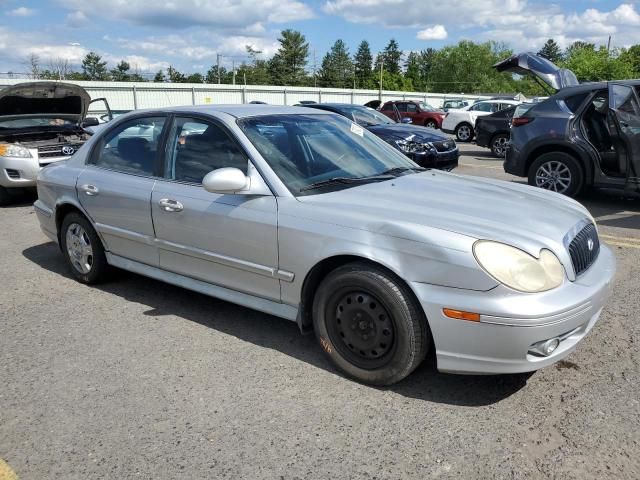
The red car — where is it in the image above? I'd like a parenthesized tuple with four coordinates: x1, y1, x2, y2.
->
(379, 100, 445, 129)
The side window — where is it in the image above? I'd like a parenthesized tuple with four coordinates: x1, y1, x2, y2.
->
(381, 103, 394, 112)
(90, 116, 166, 176)
(406, 103, 418, 113)
(611, 84, 640, 116)
(472, 102, 493, 112)
(164, 117, 247, 184)
(395, 103, 408, 112)
(564, 93, 588, 113)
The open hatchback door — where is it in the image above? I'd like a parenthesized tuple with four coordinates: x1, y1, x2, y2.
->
(608, 83, 640, 192)
(493, 52, 579, 92)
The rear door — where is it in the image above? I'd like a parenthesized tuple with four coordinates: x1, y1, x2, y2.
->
(77, 115, 168, 266)
(493, 52, 579, 91)
(608, 83, 640, 189)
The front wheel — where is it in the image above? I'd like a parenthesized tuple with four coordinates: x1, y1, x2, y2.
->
(60, 212, 109, 284)
(491, 133, 509, 158)
(528, 152, 584, 197)
(425, 120, 438, 129)
(312, 263, 429, 386)
(455, 123, 473, 142)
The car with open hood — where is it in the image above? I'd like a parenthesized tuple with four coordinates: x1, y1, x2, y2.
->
(494, 52, 640, 196)
(0, 81, 111, 205)
(34, 104, 614, 386)
(303, 103, 458, 170)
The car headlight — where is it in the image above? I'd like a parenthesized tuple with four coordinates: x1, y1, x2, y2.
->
(473, 241, 565, 292)
(395, 140, 431, 153)
(0, 144, 32, 158)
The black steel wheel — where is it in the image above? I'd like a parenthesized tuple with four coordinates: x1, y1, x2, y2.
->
(312, 262, 430, 385)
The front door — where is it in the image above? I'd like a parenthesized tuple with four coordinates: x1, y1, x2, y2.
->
(77, 115, 168, 266)
(151, 115, 280, 301)
(608, 83, 640, 191)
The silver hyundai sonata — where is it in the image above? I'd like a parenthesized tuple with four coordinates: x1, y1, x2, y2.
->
(34, 105, 615, 385)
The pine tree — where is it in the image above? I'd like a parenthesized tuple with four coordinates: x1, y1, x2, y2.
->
(318, 39, 353, 88)
(538, 39, 562, 64)
(268, 29, 309, 86)
(81, 52, 109, 80)
(353, 40, 373, 88)
(382, 39, 402, 74)
(110, 61, 131, 81)
(404, 52, 421, 90)
(153, 70, 166, 82)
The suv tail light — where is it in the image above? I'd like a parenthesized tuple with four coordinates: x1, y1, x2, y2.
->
(512, 116, 532, 127)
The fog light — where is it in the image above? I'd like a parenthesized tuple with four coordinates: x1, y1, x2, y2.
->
(528, 337, 561, 357)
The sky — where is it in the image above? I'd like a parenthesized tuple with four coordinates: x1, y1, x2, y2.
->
(0, 0, 639, 76)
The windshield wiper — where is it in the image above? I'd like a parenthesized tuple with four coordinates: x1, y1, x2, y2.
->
(299, 174, 394, 192)
(378, 166, 427, 176)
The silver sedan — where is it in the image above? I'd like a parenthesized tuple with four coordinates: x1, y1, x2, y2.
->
(34, 105, 616, 385)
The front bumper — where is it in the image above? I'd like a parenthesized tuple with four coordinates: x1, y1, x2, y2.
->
(0, 155, 68, 188)
(411, 244, 616, 374)
(410, 148, 459, 171)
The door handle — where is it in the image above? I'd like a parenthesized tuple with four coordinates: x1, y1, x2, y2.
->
(79, 184, 99, 196)
(158, 198, 184, 212)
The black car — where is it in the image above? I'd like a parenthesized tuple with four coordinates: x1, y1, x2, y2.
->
(302, 103, 458, 170)
(495, 52, 640, 197)
(475, 105, 516, 157)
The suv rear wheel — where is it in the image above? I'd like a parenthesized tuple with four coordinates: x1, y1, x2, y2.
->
(455, 123, 473, 142)
(528, 152, 584, 197)
(425, 119, 438, 129)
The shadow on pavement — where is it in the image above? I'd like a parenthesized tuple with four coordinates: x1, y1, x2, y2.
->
(23, 241, 532, 407)
(580, 189, 640, 232)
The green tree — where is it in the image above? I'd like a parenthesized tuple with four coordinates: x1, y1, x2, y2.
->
(381, 39, 402, 74)
(186, 72, 204, 83)
(268, 29, 309, 86)
(538, 39, 562, 64)
(618, 45, 640, 76)
(404, 52, 422, 90)
(244, 45, 271, 85)
(563, 45, 634, 82)
(167, 65, 186, 83)
(205, 65, 229, 84)
(153, 70, 166, 82)
(81, 51, 109, 80)
(110, 60, 131, 81)
(353, 40, 373, 88)
(318, 39, 354, 88)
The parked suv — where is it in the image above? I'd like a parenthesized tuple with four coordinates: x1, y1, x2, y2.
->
(442, 99, 470, 112)
(379, 101, 445, 129)
(495, 52, 640, 196)
(441, 99, 520, 142)
(0, 81, 111, 205)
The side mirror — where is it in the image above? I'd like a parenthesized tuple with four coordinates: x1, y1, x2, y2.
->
(203, 168, 250, 194)
(400, 117, 413, 124)
(81, 117, 99, 127)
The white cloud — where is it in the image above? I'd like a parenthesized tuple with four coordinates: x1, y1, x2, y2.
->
(417, 25, 447, 41)
(66, 10, 88, 28)
(59, 0, 314, 29)
(8, 6, 35, 16)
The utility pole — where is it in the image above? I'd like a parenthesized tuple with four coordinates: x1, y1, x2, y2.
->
(313, 48, 317, 88)
(232, 59, 236, 85)
(217, 53, 221, 85)
(607, 35, 612, 53)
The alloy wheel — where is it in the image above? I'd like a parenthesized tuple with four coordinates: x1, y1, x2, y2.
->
(535, 160, 572, 193)
(457, 125, 471, 141)
(492, 136, 508, 157)
(65, 223, 94, 274)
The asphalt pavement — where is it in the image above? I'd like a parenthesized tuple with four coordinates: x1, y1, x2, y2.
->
(1, 143, 639, 479)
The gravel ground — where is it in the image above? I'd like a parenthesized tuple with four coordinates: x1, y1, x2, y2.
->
(1, 143, 639, 479)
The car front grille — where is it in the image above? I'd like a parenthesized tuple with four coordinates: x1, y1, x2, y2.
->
(432, 140, 456, 152)
(568, 223, 600, 276)
(37, 143, 83, 160)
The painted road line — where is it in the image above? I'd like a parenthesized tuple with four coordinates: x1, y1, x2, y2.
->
(0, 459, 18, 480)
(605, 240, 640, 249)
(459, 163, 504, 170)
(600, 233, 640, 243)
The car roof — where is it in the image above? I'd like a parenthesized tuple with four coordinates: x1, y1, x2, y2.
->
(138, 104, 329, 119)
(554, 80, 640, 98)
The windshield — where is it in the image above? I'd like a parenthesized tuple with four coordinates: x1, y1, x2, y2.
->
(238, 114, 418, 195)
(335, 106, 395, 127)
(0, 117, 76, 129)
(419, 102, 437, 112)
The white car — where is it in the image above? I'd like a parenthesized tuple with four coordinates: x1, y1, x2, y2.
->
(442, 99, 520, 142)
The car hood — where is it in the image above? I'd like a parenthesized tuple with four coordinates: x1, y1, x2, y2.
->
(298, 171, 591, 275)
(0, 81, 91, 122)
(493, 52, 579, 91)
(367, 123, 450, 142)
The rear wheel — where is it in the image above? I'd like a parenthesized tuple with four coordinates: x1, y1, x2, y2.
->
(455, 123, 473, 142)
(312, 263, 429, 386)
(60, 212, 109, 284)
(491, 133, 509, 158)
(528, 152, 584, 197)
(425, 120, 438, 129)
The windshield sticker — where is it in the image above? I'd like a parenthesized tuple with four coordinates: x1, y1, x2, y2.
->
(350, 122, 364, 137)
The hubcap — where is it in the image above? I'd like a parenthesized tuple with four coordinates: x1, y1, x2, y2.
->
(457, 125, 471, 141)
(326, 290, 395, 369)
(65, 223, 93, 274)
(427, 121, 436, 129)
(493, 136, 508, 157)
(535, 161, 572, 193)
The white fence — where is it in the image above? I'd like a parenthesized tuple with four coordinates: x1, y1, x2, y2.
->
(0, 78, 499, 113)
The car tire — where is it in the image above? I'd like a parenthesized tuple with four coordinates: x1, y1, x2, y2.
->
(490, 133, 509, 158)
(60, 212, 109, 284)
(425, 120, 438, 129)
(312, 262, 430, 386)
(455, 123, 473, 142)
(0, 186, 11, 207)
(528, 152, 584, 197)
